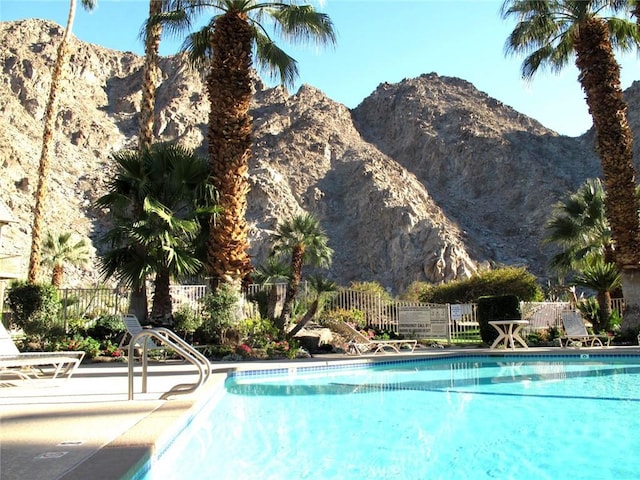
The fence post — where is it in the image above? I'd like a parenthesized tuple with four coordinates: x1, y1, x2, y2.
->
(446, 304, 452, 344)
(62, 288, 68, 332)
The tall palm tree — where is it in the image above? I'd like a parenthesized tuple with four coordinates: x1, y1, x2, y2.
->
(544, 178, 615, 273)
(96, 143, 217, 321)
(154, 1, 336, 294)
(27, 0, 97, 284)
(139, 0, 163, 153)
(139, 0, 184, 153)
(41, 231, 91, 288)
(270, 213, 333, 331)
(502, 0, 640, 332)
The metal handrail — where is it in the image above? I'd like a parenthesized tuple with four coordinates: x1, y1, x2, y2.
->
(128, 327, 211, 400)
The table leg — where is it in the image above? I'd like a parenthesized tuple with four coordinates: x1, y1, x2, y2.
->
(511, 324, 528, 348)
(490, 324, 507, 349)
(508, 323, 516, 349)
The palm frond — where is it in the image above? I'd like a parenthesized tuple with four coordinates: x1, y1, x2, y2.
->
(254, 30, 298, 86)
(269, 5, 337, 46)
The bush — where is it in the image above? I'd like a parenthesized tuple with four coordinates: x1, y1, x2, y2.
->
(173, 305, 203, 336)
(476, 295, 521, 345)
(6, 282, 62, 342)
(66, 318, 88, 336)
(347, 281, 393, 302)
(54, 335, 101, 359)
(237, 316, 278, 349)
(414, 267, 543, 304)
(199, 285, 239, 344)
(87, 314, 126, 342)
(319, 308, 366, 329)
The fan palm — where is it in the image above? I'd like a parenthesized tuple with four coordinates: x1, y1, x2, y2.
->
(502, 0, 640, 332)
(572, 257, 622, 332)
(287, 274, 337, 339)
(96, 143, 218, 320)
(253, 256, 292, 320)
(270, 213, 333, 331)
(544, 178, 615, 273)
(27, 0, 96, 284)
(41, 231, 91, 288)
(152, 0, 336, 294)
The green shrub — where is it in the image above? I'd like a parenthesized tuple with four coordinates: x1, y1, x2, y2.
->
(6, 282, 62, 342)
(201, 344, 235, 359)
(319, 308, 366, 329)
(173, 305, 203, 335)
(246, 289, 269, 319)
(100, 340, 123, 358)
(399, 281, 430, 302)
(576, 298, 599, 330)
(237, 316, 278, 348)
(199, 285, 239, 344)
(88, 314, 126, 342)
(54, 335, 101, 359)
(414, 267, 543, 304)
(476, 295, 521, 345)
(347, 281, 393, 302)
(66, 318, 88, 336)
(266, 338, 300, 359)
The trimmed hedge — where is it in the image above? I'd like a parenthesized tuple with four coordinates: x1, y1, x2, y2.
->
(477, 294, 521, 345)
(411, 267, 543, 304)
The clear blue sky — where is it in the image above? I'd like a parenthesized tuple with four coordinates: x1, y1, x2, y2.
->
(3, 0, 640, 137)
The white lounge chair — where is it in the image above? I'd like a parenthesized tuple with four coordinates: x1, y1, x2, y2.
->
(0, 322, 85, 380)
(560, 311, 609, 348)
(339, 321, 417, 355)
(118, 314, 167, 357)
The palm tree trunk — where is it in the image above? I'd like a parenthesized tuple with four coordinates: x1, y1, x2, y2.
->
(150, 268, 172, 321)
(28, 0, 77, 284)
(129, 284, 148, 324)
(138, 0, 162, 153)
(596, 290, 612, 333)
(574, 17, 640, 333)
(51, 264, 64, 288)
(267, 284, 279, 320)
(205, 9, 254, 293)
(278, 246, 304, 330)
(287, 298, 319, 339)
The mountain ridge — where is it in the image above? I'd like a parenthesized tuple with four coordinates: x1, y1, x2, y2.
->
(1, 18, 627, 293)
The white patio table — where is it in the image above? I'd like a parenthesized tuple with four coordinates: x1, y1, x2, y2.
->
(488, 320, 529, 349)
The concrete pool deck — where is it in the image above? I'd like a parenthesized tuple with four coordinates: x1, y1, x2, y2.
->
(1, 346, 638, 480)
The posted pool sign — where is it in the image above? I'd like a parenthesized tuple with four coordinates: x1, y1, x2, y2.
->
(398, 304, 450, 340)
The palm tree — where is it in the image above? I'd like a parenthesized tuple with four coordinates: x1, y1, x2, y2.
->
(41, 232, 91, 288)
(544, 178, 615, 273)
(27, 0, 97, 284)
(270, 213, 333, 331)
(502, 0, 640, 333)
(287, 274, 337, 339)
(139, 0, 184, 153)
(138, 0, 162, 153)
(96, 143, 217, 321)
(154, 1, 336, 294)
(572, 257, 622, 332)
(253, 256, 291, 320)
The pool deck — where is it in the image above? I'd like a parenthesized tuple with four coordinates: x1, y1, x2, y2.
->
(2, 345, 639, 480)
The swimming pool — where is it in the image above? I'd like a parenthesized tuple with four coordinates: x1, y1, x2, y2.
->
(137, 354, 640, 480)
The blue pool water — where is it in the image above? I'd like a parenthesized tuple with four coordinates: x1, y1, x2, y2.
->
(139, 354, 640, 480)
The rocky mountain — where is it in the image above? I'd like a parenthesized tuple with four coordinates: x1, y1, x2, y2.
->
(0, 18, 627, 294)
